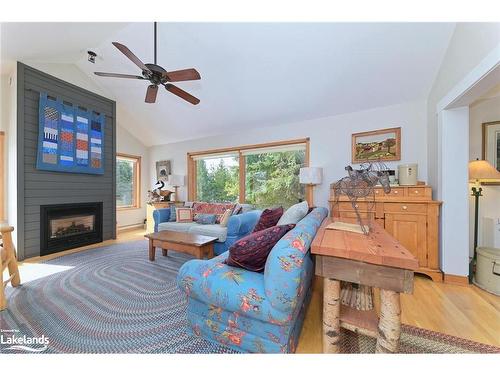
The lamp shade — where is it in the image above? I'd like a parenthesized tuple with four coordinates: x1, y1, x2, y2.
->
(468, 159, 500, 182)
(168, 174, 185, 187)
(299, 167, 322, 185)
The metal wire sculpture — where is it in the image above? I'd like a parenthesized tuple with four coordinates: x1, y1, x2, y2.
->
(331, 161, 391, 235)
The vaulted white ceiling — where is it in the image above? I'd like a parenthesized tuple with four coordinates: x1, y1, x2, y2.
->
(1, 22, 455, 146)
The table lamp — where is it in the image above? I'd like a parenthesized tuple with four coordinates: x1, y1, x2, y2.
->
(168, 174, 185, 202)
(300, 167, 322, 205)
(468, 159, 500, 283)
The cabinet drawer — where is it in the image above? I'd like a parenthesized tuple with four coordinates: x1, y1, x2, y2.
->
(408, 187, 431, 198)
(338, 202, 373, 212)
(385, 188, 406, 197)
(384, 203, 427, 214)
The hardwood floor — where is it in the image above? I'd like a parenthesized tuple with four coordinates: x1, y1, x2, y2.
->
(20, 228, 500, 352)
(296, 275, 500, 353)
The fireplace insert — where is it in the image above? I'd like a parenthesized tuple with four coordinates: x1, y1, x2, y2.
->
(40, 202, 103, 256)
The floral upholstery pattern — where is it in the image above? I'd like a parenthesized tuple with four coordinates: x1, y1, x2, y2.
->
(192, 202, 237, 223)
(177, 207, 328, 353)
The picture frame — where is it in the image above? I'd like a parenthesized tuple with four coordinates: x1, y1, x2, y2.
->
(482, 120, 500, 185)
(156, 160, 171, 181)
(352, 127, 401, 163)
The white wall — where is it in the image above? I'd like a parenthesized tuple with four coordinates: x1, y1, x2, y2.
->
(116, 125, 149, 228)
(427, 23, 500, 191)
(149, 100, 428, 209)
(0, 68, 18, 247)
(469, 95, 500, 254)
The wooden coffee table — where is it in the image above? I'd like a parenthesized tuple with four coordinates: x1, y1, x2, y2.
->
(144, 230, 217, 261)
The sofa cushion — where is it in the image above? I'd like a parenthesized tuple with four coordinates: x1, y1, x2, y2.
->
(157, 221, 198, 233)
(176, 207, 194, 222)
(226, 224, 295, 272)
(277, 201, 309, 226)
(253, 207, 283, 232)
(169, 205, 177, 222)
(188, 224, 228, 243)
(192, 202, 236, 223)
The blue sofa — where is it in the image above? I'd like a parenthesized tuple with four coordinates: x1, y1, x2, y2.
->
(153, 208, 262, 256)
(176, 207, 328, 353)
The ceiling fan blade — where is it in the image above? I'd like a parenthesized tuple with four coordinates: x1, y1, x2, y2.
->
(145, 85, 158, 103)
(94, 72, 145, 79)
(165, 84, 200, 105)
(164, 68, 201, 82)
(112, 42, 151, 73)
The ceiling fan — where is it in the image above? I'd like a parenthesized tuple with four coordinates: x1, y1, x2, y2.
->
(94, 22, 201, 105)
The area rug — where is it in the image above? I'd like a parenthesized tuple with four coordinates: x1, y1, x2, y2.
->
(1, 240, 499, 354)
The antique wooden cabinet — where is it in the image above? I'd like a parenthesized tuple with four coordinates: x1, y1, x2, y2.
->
(330, 185, 442, 282)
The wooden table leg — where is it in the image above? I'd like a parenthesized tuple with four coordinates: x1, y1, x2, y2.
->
(162, 249, 168, 257)
(323, 278, 341, 353)
(149, 240, 156, 261)
(206, 244, 214, 259)
(376, 289, 401, 353)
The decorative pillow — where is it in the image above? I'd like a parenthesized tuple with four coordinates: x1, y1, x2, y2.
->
(194, 213, 217, 225)
(176, 207, 193, 223)
(225, 224, 295, 273)
(169, 205, 177, 222)
(192, 202, 236, 223)
(277, 201, 309, 226)
(253, 207, 283, 232)
(219, 209, 233, 227)
(231, 204, 243, 215)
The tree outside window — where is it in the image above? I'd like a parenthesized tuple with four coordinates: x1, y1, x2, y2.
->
(116, 154, 141, 209)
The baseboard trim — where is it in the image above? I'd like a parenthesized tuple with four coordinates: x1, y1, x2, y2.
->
(443, 274, 469, 286)
(117, 223, 144, 232)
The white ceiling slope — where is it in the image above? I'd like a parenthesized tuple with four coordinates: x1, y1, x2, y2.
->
(1, 22, 455, 146)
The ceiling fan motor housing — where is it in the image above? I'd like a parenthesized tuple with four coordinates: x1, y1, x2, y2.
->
(144, 63, 167, 85)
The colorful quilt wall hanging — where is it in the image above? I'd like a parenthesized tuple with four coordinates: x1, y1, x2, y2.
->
(37, 92, 105, 175)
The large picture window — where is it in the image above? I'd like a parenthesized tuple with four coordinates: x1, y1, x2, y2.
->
(116, 153, 141, 209)
(188, 139, 310, 208)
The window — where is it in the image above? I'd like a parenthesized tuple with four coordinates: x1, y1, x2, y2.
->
(195, 154, 239, 203)
(188, 139, 310, 208)
(116, 153, 141, 209)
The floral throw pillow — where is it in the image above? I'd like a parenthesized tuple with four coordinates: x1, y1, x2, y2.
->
(226, 224, 295, 273)
(252, 207, 283, 232)
(195, 213, 217, 225)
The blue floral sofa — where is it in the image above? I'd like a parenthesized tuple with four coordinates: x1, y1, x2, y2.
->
(153, 208, 262, 256)
(176, 207, 328, 353)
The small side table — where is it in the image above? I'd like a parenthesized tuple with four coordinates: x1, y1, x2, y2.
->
(311, 218, 418, 353)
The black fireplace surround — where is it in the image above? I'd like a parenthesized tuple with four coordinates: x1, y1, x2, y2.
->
(40, 202, 103, 256)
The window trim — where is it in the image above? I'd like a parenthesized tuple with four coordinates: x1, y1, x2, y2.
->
(187, 138, 312, 205)
(116, 152, 141, 210)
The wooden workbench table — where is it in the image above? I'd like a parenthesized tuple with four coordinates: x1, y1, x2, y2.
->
(311, 218, 418, 353)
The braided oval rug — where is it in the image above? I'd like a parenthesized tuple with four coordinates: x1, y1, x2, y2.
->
(1, 240, 499, 354)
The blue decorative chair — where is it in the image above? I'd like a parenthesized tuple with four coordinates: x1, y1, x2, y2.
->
(176, 207, 328, 353)
(153, 208, 262, 256)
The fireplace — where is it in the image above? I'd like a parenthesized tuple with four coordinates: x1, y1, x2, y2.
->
(40, 202, 103, 256)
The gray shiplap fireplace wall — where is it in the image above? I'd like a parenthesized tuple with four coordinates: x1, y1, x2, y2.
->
(17, 63, 116, 260)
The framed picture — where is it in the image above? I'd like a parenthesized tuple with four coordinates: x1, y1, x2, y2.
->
(482, 120, 500, 185)
(156, 160, 171, 181)
(352, 127, 401, 163)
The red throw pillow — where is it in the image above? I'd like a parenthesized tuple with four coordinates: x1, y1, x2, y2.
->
(226, 224, 295, 273)
(253, 207, 284, 232)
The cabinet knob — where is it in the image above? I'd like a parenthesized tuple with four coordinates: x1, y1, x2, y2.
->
(354, 204, 359, 208)
(414, 190, 419, 194)
(394, 190, 399, 194)
(402, 205, 408, 210)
